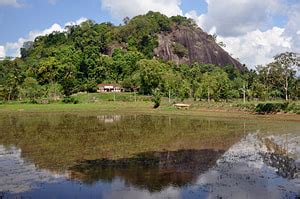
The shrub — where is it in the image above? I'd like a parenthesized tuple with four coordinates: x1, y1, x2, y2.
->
(172, 43, 188, 58)
(286, 103, 300, 113)
(235, 103, 256, 112)
(152, 89, 161, 109)
(62, 97, 79, 104)
(255, 102, 288, 114)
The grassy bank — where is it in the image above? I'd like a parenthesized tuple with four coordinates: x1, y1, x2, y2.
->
(1, 93, 300, 122)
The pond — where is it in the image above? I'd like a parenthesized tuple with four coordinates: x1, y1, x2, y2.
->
(0, 112, 299, 198)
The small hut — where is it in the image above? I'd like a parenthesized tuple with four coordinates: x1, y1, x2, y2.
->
(97, 84, 123, 93)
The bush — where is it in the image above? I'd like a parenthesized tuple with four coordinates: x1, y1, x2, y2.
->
(62, 97, 79, 104)
(172, 43, 188, 58)
(255, 102, 288, 114)
(152, 89, 161, 109)
(235, 103, 256, 111)
(20, 99, 38, 104)
(286, 103, 300, 113)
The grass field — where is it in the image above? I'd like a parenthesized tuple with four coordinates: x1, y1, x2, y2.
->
(1, 92, 300, 122)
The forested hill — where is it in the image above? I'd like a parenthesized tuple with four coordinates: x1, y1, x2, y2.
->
(1, 12, 299, 102)
(21, 12, 242, 68)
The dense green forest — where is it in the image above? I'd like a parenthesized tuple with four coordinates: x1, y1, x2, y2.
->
(0, 12, 299, 103)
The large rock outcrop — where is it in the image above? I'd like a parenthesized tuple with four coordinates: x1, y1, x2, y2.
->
(154, 25, 244, 71)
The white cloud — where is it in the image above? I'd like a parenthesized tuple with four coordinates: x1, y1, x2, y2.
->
(184, 0, 300, 68)
(185, 10, 205, 29)
(0, 0, 23, 7)
(101, 0, 182, 20)
(283, 3, 300, 53)
(189, 0, 285, 37)
(218, 27, 292, 68)
(28, 23, 64, 39)
(102, 0, 291, 68)
(5, 23, 64, 57)
(65, 17, 88, 26)
(0, 46, 5, 58)
(3, 18, 88, 57)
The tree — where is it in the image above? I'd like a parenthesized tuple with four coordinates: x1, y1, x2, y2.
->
(138, 59, 164, 95)
(212, 33, 226, 47)
(45, 82, 63, 101)
(1, 12, 299, 104)
(213, 69, 232, 100)
(249, 79, 268, 100)
(198, 69, 231, 101)
(178, 80, 190, 101)
(162, 70, 182, 103)
(38, 57, 60, 84)
(274, 52, 300, 101)
(151, 88, 161, 108)
(123, 17, 130, 25)
(199, 72, 218, 101)
(19, 77, 42, 102)
(0, 59, 24, 101)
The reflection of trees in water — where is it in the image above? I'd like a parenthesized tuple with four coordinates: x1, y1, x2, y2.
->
(69, 149, 225, 192)
(0, 113, 245, 173)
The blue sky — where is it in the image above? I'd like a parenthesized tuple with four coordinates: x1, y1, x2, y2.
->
(0, 0, 109, 44)
(0, 0, 299, 68)
(0, 0, 208, 44)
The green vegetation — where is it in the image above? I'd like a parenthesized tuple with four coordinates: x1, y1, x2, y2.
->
(1, 94, 300, 117)
(255, 103, 289, 114)
(235, 101, 300, 114)
(151, 88, 161, 108)
(62, 97, 79, 104)
(0, 12, 299, 110)
(172, 43, 188, 58)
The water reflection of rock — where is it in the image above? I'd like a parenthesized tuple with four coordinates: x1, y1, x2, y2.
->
(2, 113, 300, 198)
(262, 152, 298, 179)
(69, 149, 225, 192)
(0, 113, 246, 173)
(261, 137, 299, 179)
(194, 134, 300, 199)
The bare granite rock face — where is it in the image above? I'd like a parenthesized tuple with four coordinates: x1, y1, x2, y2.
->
(154, 25, 244, 71)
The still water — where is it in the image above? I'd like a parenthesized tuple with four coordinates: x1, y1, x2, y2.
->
(0, 112, 299, 199)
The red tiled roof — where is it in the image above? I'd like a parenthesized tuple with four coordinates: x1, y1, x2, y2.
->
(97, 84, 121, 87)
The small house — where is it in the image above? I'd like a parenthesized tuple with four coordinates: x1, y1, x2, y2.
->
(97, 84, 123, 93)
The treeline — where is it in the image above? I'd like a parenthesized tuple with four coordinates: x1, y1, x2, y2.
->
(0, 12, 299, 103)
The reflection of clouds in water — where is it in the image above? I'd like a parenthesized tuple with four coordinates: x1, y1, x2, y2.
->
(103, 180, 181, 199)
(194, 134, 300, 199)
(0, 145, 65, 193)
(0, 132, 299, 198)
